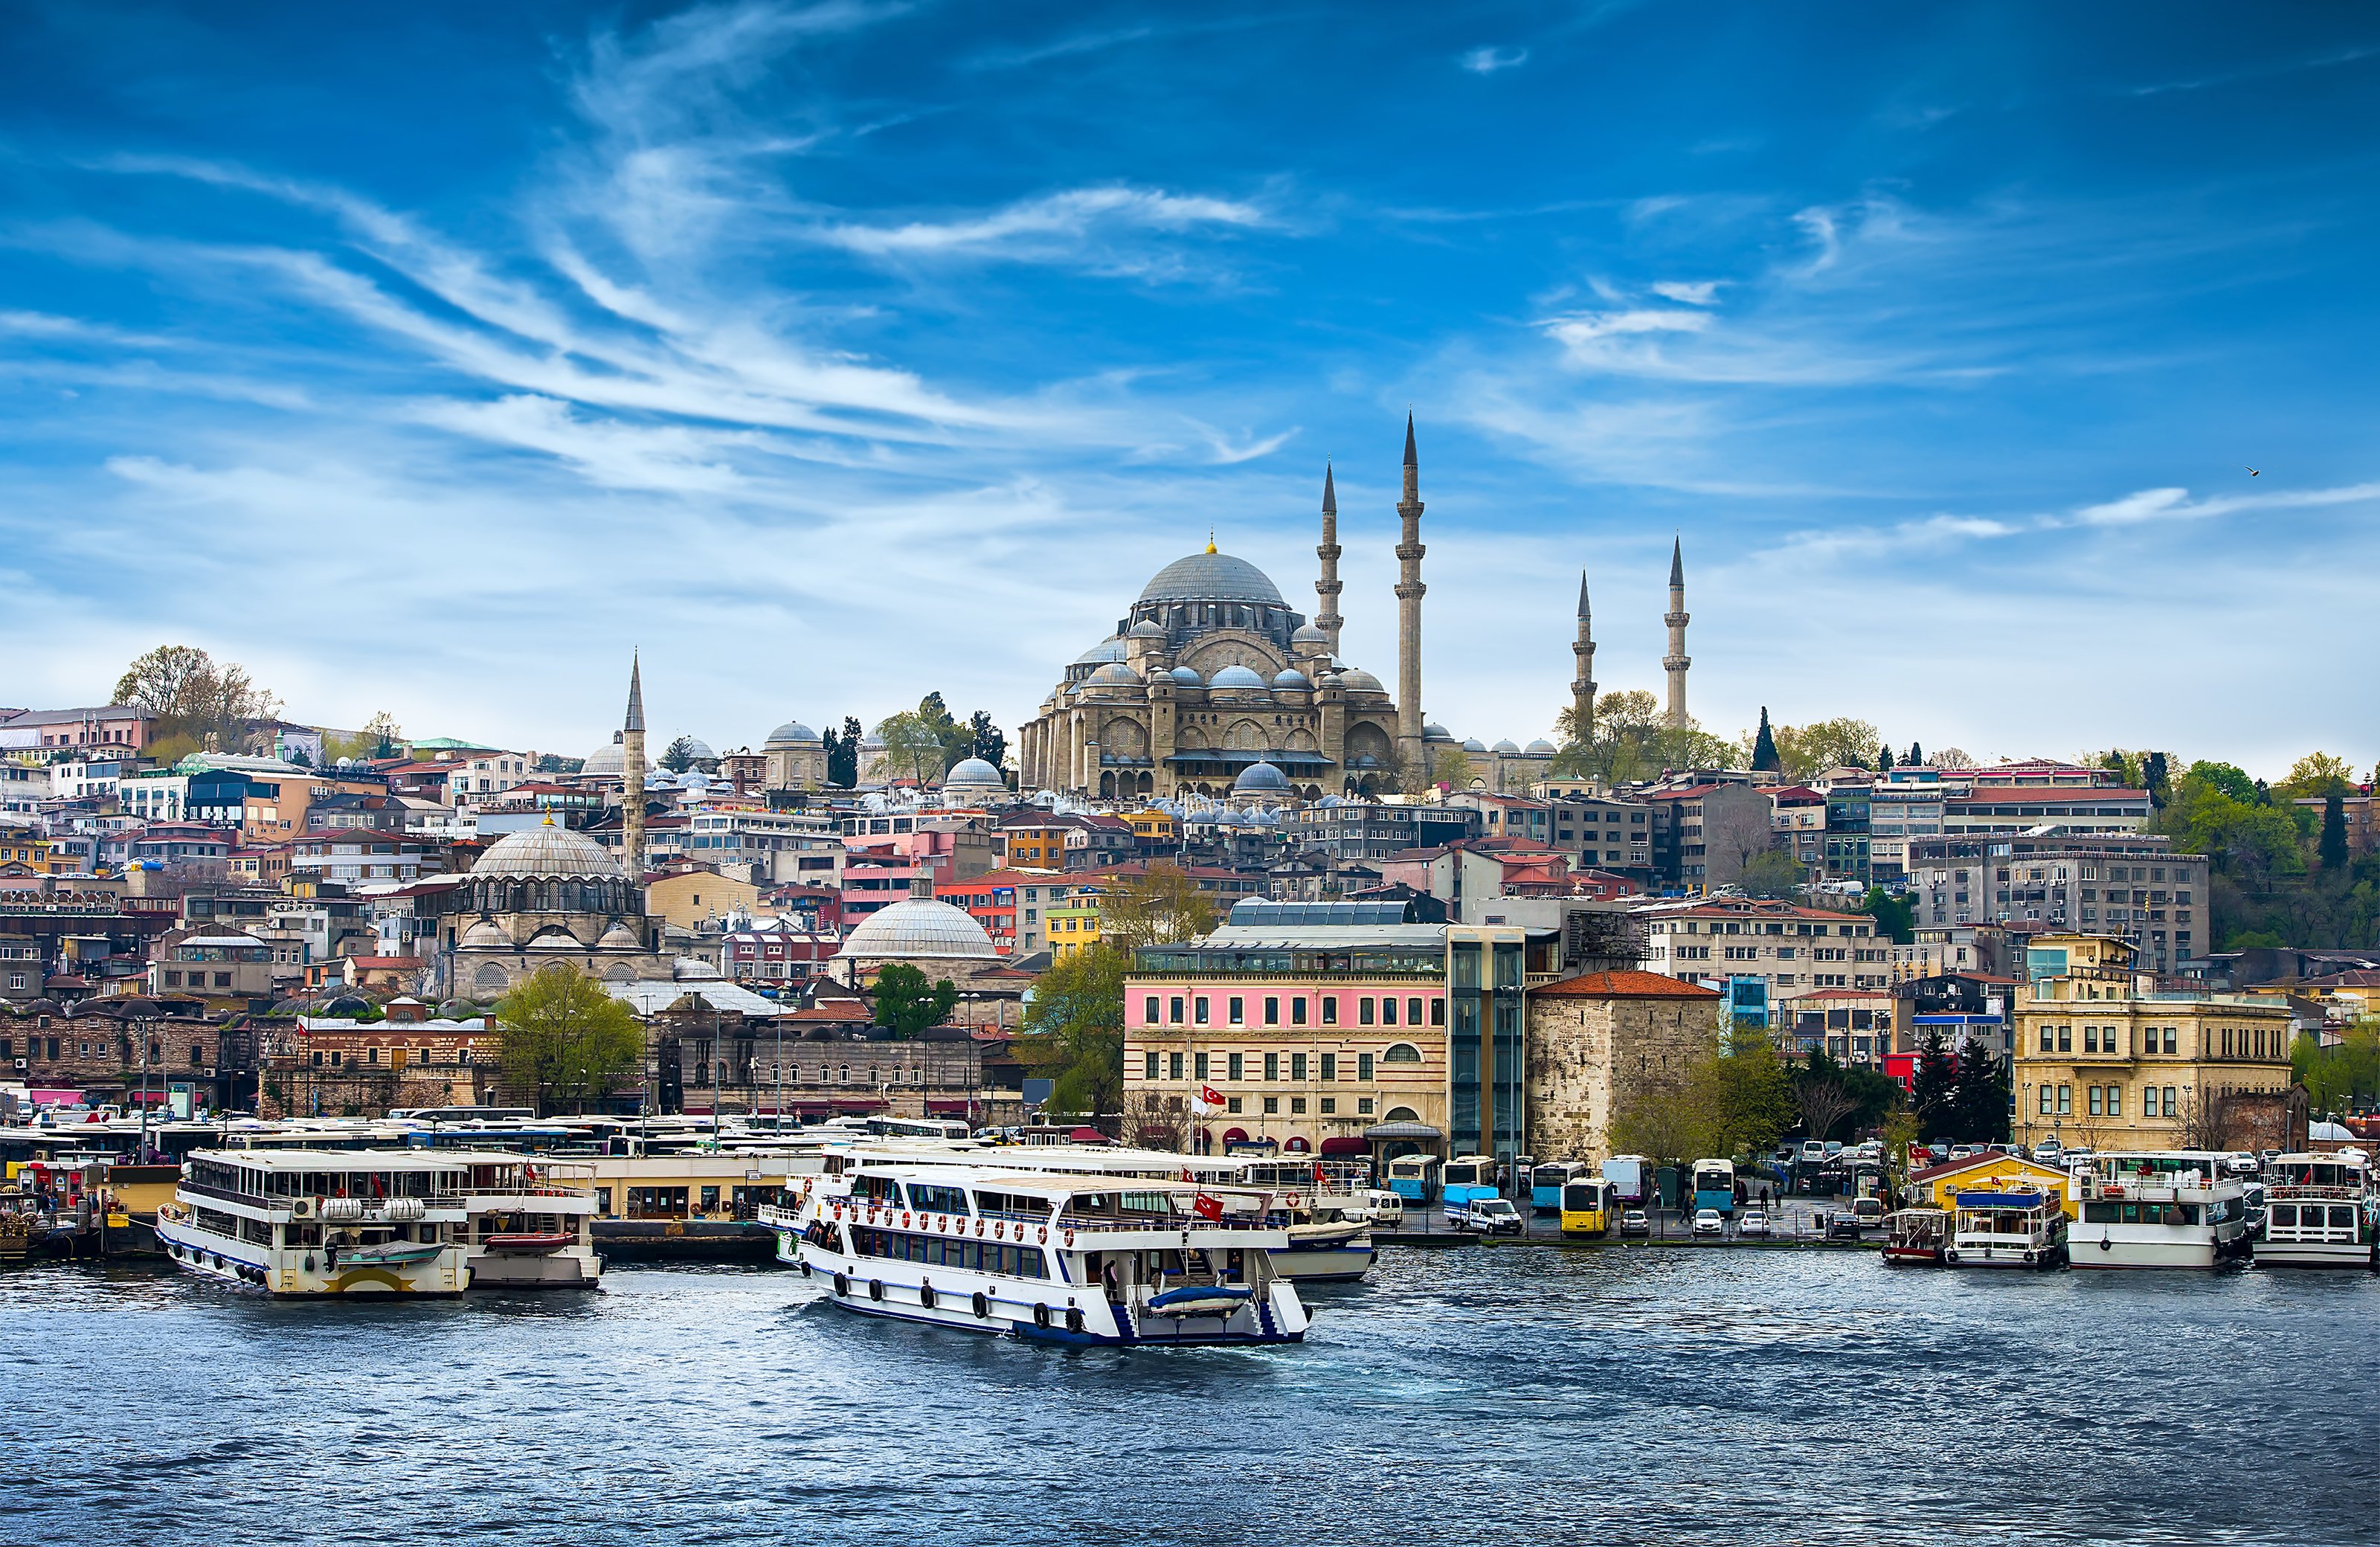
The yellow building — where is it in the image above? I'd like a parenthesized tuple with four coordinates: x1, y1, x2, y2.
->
(645, 868, 763, 930)
(2013, 932, 2297, 1151)
(1124, 809, 1180, 846)
(1911, 1151, 2078, 1218)
(0, 826, 61, 877)
(1046, 887, 1104, 959)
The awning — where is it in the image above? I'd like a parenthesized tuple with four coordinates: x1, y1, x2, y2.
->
(1068, 1125, 1107, 1143)
(1281, 1136, 1310, 1154)
(1220, 1127, 1250, 1144)
(1362, 1120, 1444, 1142)
(1319, 1136, 1369, 1157)
(923, 1100, 971, 1116)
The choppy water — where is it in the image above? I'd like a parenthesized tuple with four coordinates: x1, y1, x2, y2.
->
(3, 1247, 2376, 1546)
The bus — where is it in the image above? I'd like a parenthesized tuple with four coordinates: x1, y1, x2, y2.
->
(1386, 1153, 1441, 1206)
(1691, 1158, 1737, 1218)
(1531, 1161, 1590, 1214)
(1441, 1154, 1501, 1208)
(1601, 1154, 1648, 1207)
(1560, 1177, 1620, 1236)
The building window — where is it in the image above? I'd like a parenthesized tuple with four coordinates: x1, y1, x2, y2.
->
(1290, 1096, 1306, 1115)
(1320, 997, 1337, 1026)
(1291, 1053, 1308, 1081)
(1264, 997, 1280, 1026)
(2057, 1084, 2072, 1116)
(1226, 1096, 1243, 1114)
(2142, 1085, 2160, 1117)
(1228, 1052, 1244, 1081)
(1228, 997, 1244, 1026)
(1264, 1053, 1280, 1081)
(1320, 1053, 1336, 1081)
(2056, 1024, 2072, 1053)
(1291, 1000, 1308, 1026)
(1194, 997, 1209, 1026)
(1144, 996, 1160, 1025)
(2163, 1084, 2177, 1114)
(1382, 1042, 1422, 1065)
(1262, 1096, 1279, 1115)
(2039, 1085, 2053, 1115)
(1430, 998, 1446, 1026)
(1194, 1052, 1209, 1079)
(1359, 1052, 1374, 1081)
(1319, 1097, 1336, 1115)
(2106, 1085, 2121, 1117)
(1358, 997, 1375, 1026)
(1357, 1098, 1374, 1116)
(1169, 1052, 1184, 1081)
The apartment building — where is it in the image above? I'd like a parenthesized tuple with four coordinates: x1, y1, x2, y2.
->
(1907, 834, 2209, 974)
(1634, 895, 1891, 1026)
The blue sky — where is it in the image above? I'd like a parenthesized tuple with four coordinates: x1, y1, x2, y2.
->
(3, 2, 2376, 778)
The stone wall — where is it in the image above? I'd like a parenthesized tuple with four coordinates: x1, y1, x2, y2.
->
(1525, 996, 1718, 1165)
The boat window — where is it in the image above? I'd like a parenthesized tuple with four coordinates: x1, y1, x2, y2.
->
(2271, 1204, 2297, 1228)
(906, 1183, 970, 1215)
(2332, 1206, 2358, 1231)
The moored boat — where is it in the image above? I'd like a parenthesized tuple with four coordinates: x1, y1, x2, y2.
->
(1880, 1207, 1949, 1265)
(2071, 1151, 2251, 1270)
(1943, 1190, 2068, 1270)
(457, 1157, 602, 1288)
(2257, 1151, 2376, 1269)
(155, 1149, 472, 1295)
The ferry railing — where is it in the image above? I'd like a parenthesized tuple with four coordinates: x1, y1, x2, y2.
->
(826, 1198, 1280, 1234)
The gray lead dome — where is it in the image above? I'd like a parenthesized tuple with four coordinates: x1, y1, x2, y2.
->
(1136, 551, 1286, 607)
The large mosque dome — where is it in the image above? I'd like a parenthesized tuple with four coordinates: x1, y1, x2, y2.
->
(836, 894, 998, 961)
(1137, 550, 1284, 607)
(474, 824, 625, 881)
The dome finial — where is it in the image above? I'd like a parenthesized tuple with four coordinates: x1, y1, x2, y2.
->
(1206, 526, 1217, 555)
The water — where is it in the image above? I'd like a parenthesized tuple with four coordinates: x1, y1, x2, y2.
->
(4, 1248, 2376, 1546)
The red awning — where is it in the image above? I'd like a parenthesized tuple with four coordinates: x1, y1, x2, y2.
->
(1221, 1127, 1250, 1144)
(1282, 1136, 1310, 1154)
(924, 1100, 971, 1116)
(1319, 1136, 1368, 1156)
(1068, 1125, 1107, 1144)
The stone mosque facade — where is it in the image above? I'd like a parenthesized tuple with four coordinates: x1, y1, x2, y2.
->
(1018, 417, 1694, 802)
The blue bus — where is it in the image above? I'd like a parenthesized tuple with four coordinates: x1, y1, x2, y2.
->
(1386, 1153, 1441, 1205)
(1530, 1161, 1589, 1214)
(1441, 1155, 1500, 1208)
(1691, 1158, 1737, 1218)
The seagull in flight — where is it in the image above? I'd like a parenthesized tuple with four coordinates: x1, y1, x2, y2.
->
(2245, 466, 2261, 477)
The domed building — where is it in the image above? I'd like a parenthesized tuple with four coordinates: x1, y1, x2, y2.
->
(829, 876, 1004, 988)
(761, 720, 827, 791)
(425, 820, 670, 999)
(937, 756, 1009, 808)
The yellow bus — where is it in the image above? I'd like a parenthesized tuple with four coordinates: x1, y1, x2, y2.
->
(1560, 1177, 1619, 1237)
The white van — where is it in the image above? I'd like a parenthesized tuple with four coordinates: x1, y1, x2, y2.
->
(1354, 1189, 1406, 1227)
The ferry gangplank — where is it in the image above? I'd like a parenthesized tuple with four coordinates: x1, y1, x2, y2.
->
(764, 1164, 1309, 1346)
(2257, 1151, 2377, 1269)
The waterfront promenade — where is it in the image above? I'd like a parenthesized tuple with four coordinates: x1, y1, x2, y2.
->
(4, 1248, 2374, 1545)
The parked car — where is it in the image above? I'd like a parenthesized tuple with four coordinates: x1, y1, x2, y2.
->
(1691, 1208, 1726, 1237)
(1799, 1140, 1827, 1163)
(2223, 1152, 2261, 1177)
(2030, 1139, 2065, 1165)
(1850, 1196, 1888, 1229)
(1618, 1209, 1651, 1238)
(1447, 1197, 1524, 1235)
(1738, 1207, 1772, 1238)
(1826, 1212, 1865, 1241)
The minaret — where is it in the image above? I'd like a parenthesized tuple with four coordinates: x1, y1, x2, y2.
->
(1316, 463, 1344, 656)
(1662, 537, 1691, 728)
(1572, 568, 1598, 742)
(622, 653, 647, 877)
(1395, 415, 1427, 779)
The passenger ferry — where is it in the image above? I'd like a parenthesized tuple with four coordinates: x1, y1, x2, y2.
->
(1880, 1207, 1949, 1265)
(154, 1149, 600, 1293)
(763, 1164, 1308, 1345)
(2071, 1151, 2252, 1270)
(1559, 1177, 1618, 1237)
(1943, 1189, 2068, 1270)
(2258, 1151, 2376, 1269)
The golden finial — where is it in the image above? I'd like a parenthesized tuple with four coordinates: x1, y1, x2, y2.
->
(1206, 526, 1218, 555)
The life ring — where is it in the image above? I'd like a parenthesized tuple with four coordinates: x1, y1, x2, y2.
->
(833, 1273, 850, 1296)
(972, 1290, 990, 1318)
(2022, 1249, 2036, 1267)
(1064, 1229, 1075, 1247)
(1943, 1249, 1959, 1266)
(1038, 1226, 1048, 1244)
(974, 1219, 985, 1236)
(2098, 1233, 2112, 1252)
(1032, 1303, 1052, 1329)
(902, 1212, 912, 1229)
(869, 1279, 885, 1302)
(919, 1281, 937, 1310)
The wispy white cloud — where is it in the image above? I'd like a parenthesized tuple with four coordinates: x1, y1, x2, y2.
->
(814, 184, 1273, 271)
(1460, 46, 1528, 74)
(1650, 280, 1723, 306)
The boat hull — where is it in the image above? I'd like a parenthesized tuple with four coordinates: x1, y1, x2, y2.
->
(155, 1214, 467, 1296)
(2254, 1239, 2374, 1269)
(2071, 1228, 2249, 1270)
(1944, 1238, 2065, 1269)
(1270, 1240, 1374, 1283)
(466, 1249, 602, 1287)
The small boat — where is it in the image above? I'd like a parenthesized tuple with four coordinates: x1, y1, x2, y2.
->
(481, 1232, 573, 1254)
(2073, 1152, 2252, 1270)
(1944, 1189, 2068, 1270)
(1880, 1207, 1949, 1265)
(2257, 1152, 2376, 1269)
(1146, 1283, 1254, 1318)
(339, 1240, 446, 1268)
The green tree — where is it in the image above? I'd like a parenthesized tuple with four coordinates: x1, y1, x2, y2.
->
(1749, 707, 1781, 773)
(115, 644, 283, 753)
(660, 734, 701, 774)
(917, 692, 971, 775)
(872, 962, 959, 1036)
(1905, 741, 1923, 768)
(2279, 751, 2356, 800)
(494, 964, 646, 1116)
(1609, 1075, 1716, 1174)
(1737, 848, 1806, 898)
(2185, 760, 2260, 805)
(1950, 1038, 2010, 1143)
(1020, 942, 1127, 1116)
(874, 711, 947, 787)
(1096, 864, 1218, 951)
(1861, 886, 1915, 945)
(1876, 739, 1894, 773)
(825, 715, 862, 788)
(1909, 1031, 1957, 1137)
(1694, 1022, 1797, 1158)
(1554, 689, 1743, 785)
(2320, 793, 2350, 870)
(966, 710, 1009, 773)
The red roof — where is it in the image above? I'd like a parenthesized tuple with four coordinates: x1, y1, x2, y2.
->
(1534, 970, 1723, 1000)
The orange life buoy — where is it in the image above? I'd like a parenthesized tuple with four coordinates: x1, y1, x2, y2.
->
(1038, 1226, 1048, 1244)
(974, 1219, 984, 1236)
(1064, 1229, 1075, 1247)
(902, 1212, 912, 1229)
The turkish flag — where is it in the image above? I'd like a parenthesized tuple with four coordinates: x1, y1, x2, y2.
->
(1194, 1085, 1224, 1114)
(1193, 1192, 1224, 1223)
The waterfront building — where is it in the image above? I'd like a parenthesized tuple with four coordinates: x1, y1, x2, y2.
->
(2012, 932, 2303, 1153)
(1, 994, 249, 1112)
(1523, 970, 1722, 1166)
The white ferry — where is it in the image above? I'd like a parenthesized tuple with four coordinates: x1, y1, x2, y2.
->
(762, 1163, 1309, 1346)
(155, 1148, 600, 1294)
(2070, 1151, 2252, 1270)
(1943, 1187, 2069, 1270)
(2257, 1151, 2376, 1269)
(801, 1139, 1376, 1283)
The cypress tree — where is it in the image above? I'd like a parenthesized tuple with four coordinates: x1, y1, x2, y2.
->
(2320, 793, 2350, 870)
(1751, 707, 1781, 773)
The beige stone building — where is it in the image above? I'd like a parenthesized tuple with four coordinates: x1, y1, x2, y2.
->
(2013, 932, 2300, 1151)
(1524, 970, 1722, 1165)
(646, 867, 762, 931)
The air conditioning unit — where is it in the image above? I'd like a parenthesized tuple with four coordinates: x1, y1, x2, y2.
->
(290, 1197, 315, 1220)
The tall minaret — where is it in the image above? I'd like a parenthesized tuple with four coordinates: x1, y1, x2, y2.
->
(1316, 463, 1344, 656)
(1662, 536, 1691, 728)
(622, 652, 647, 876)
(1572, 568, 1598, 742)
(1395, 414, 1427, 779)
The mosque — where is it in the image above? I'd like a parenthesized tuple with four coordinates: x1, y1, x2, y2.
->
(1017, 418, 1694, 801)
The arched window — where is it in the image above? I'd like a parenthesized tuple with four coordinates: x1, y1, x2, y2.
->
(1383, 1106, 1421, 1124)
(1382, 1043, 1423, 1064)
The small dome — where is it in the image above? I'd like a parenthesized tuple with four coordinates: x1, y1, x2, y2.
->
(1137, 551, 1285, 607)
(1233, 761, 1290, 793)
(837, 898, 997, 961)
(1271, 669, 1310, 689)
(1424, 723, 1453, 742)
(675, 736, 718, 761)
(1089, 662, 1142, 686)
(474, 825, 625, 881)
(1335, 668, 1384, 692)
(943, 757, 1004, 788)
(1290, 622, 1329, 645)
(861, 733, 885, 748)
(596, 922, 645, 952)
(1493, 739, 1522, 754)
(1127, 619, 1168, 639)
(1073, 637, 1128, 666)
(1462, 738, 1487, 753)
(1165, 665, 1201, 685)
(1526, 739, 1557, 755)
(765, 721, 821, 747)
(672, 956, 724, 981)
(1209, 665, 1268, 689)
(525, 928, 586, 953)
(459, 919, 512, 949)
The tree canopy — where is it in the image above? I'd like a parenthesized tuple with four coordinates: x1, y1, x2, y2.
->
(114, 645, 281, 755)
(1096, 864, 1218, 951)
(1550, 689, 1740, 785)
(494, 965, 646, 1115)
(872, 962, 959, 1036)
(1019, 942, 1126, 1117)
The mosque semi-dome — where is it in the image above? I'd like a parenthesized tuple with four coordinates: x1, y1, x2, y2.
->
(1169, 665, 1204, 684)
(1137, 550, 1285, 607)
(837, 895, 998, 961)
(1272, 669, 1310, 689)
(1127, 619, 1168, 639)
(1089, 662, 1142, 686)
(474, 824, 625, 881)
(1074, 638, 1128, 666)
(1290, 622, 1329, 646)
(1208, 664, 1269, 689)
(1335, 668, 1385, 692)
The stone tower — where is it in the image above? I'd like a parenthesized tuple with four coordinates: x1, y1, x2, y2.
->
(1395, 415, 1427, 778)
(622, 652, 647, 877)
(1316, 463, 1344, 657)
(1663, 537, 1691, 728)
(1572, 568, 1597, 742)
